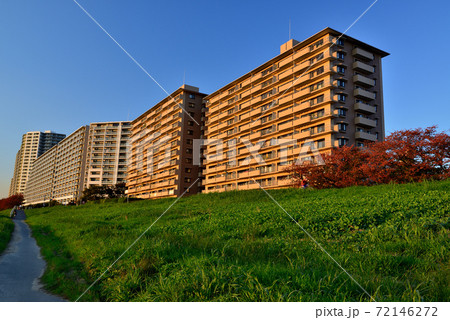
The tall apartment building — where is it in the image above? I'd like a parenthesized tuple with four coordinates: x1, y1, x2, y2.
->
(203, 27, 388, 192)
(25, 126, 89, 205)
(8, 150, 21, 197)
(25, 123, 131, 205)
(9, 130, 65, 196)
(126, 85, 207, 199)
(84, 121, 131, 188)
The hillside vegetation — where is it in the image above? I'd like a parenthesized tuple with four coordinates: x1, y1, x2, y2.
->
(25, 180, 449, 302)
(0, 210, 14, 254)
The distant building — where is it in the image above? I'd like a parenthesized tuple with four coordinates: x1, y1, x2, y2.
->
(126, 85, 207, 199)
(9, 131, 66, 196)
(24, 122, 131, 205)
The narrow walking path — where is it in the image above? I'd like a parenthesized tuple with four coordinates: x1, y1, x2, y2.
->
(0, 210, 65, 302)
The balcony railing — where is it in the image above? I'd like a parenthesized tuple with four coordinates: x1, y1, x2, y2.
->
(352, 47, 374, 60)
(355, 117, 377, 128)
(355, 131, 377, 141)
(354, 102, 376, 114)
(353, 61, 374, 73)
(354, 88, 376, 100)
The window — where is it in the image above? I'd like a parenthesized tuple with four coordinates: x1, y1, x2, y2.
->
(309, 39, 323, 51)
(310, 81, 324, 92)
(337, 80, 345, 88)
(338, 123, 347, 132)
(261, 102, 273, 112)
(189, 111, 195, 117)
(337, 52, 345, 60)
(357, 142, 365, 147)
(310, 95, 324, 106)
(309, 109, 325, 120)
(309, 66, 324, 79)
(337, 66, 346, 74)
(187, 130, 194, 135)
(260, 126, 273, 136)
(188, 121, 194, 126)
(187, 139, 193, 145)
(185, 177, 191, 183)
(338, 94, 346, 102)
(261, 114, 274, 124)
(309, 52, 324, 65)
(189, 94, 195, 99)
(227, 119, 234, 125)
(188, 102, 195, 108)
(337, 39, 344, 46)
(316, 139, 325, 149)
(317, 124, 325, 133)
(186, 148, 193, 154)
(185, 158, 192, 164)
(340, 107, 349, 121)
(338, 138, 348, 147)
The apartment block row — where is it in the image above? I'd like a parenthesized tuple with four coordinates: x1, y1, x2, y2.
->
(125, 27, 388, 199)
(13, 27, 388, 203)
(24, 122, 130, 205)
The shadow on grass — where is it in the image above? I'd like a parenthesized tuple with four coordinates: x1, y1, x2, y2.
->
(28, 223, 101, 302)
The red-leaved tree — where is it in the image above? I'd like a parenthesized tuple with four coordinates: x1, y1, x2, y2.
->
(0, 194, 24, 211)
(286, 126, 450, 189)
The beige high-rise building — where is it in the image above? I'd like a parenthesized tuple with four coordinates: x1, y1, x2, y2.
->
(203, 27, 388, 192)
(84, 121, 131, 188)
(9, 130, 65, 196)
(126, 85, 207, 199)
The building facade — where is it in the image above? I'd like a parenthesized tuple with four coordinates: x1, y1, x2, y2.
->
(203, 27, 388, 192)
(126, 85, 207, 199)
(84, 121, 131, 189)
(51, 126, 90, 204)
(24, 126, 89, 205)
(9, 130, 66, 196)
(25, 122, 133, 206)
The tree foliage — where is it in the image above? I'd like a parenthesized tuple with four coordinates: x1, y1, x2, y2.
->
(0, 194, 24, 210)
(81, 183, 126, 201)
(286, 126, 450, 189)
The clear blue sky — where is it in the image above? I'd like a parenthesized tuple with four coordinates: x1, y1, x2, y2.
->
(1, 0, 449, 198)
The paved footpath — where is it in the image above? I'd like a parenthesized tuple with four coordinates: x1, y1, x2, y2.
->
(0, 210, 66, 302)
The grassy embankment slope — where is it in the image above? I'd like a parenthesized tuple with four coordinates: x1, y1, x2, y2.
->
(26, 180, 449, 302)
(0, 210, 14, 254)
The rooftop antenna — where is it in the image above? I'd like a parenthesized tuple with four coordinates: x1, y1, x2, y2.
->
(289, 19, 291, 40)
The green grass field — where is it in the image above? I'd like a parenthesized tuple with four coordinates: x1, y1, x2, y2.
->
(24, 180, 449, 302)
(0, 209, 14, 255)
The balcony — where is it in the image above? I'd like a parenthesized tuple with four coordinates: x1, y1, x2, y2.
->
(353, 74, 375, 87)
(277, 178, 293, 187)
(355, 131, 377, 142)
(278, 121, 293, 131)
(354, 88, 376, 100)
(353, 61, 374, 73)
(249, 170, 260, 177)
(354, 102, 376, 114)
(355, 117, 377, 128)
(249, 131, 260, 140)
(352, 47, 374, 60)
(278, 107, 293, 118)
